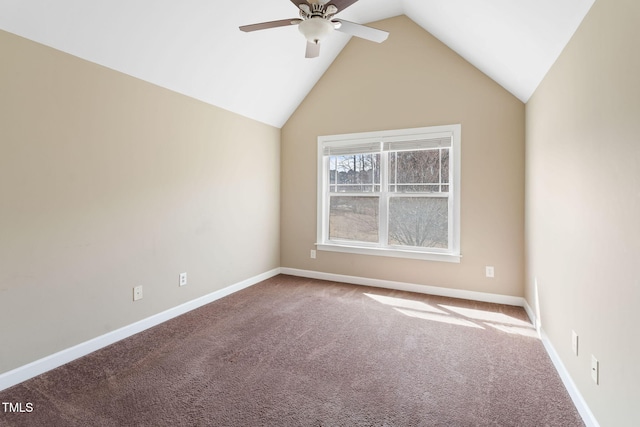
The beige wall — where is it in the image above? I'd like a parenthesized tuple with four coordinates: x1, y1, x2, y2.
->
(525, 0, 640, 425)
(281, 15, 525, 297)
(0, 30, 280, 374)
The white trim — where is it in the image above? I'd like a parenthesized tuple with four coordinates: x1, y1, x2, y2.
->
(317, 124, 461, 262)
(316, 243, 461, 263)
(522, 299, 537, 328)
(539, 328, 601, 427)
(280, 267, 524, 306)
(318, 126, 457, 145)
(0, 268, 281, 392)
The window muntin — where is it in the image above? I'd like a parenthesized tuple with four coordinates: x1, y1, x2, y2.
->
(318, 125, 461, 262)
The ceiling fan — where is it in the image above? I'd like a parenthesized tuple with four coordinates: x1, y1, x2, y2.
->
(239, 0, 389, 58)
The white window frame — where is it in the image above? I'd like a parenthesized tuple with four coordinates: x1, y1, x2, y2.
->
(316, 124, 461, 263)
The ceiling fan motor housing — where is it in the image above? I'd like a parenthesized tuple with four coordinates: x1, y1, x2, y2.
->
(298, 17, 334, 44)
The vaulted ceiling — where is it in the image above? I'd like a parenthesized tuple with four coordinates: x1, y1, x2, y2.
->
(0, 0, 594, 128)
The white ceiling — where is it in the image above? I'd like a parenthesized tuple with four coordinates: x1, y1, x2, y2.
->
(0, 0, 594, 128)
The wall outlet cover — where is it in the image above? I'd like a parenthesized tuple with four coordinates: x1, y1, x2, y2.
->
(485, 266, 495, 278)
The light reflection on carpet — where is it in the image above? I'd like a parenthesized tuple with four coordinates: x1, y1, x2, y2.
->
(364, 292, 538, 338)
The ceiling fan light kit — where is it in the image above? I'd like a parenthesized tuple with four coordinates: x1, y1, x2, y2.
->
(298, 18, 334, 44)
(239, 0, 389, 58)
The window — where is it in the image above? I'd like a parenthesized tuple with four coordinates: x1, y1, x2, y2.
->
(317, 125, 461, 262)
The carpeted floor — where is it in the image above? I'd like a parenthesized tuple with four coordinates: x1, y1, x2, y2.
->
(0, 275, 584, 426)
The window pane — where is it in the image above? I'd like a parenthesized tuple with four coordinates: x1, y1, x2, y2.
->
(389, 149, 449, 192)
(329, 153, 380, 193)
(329, 196, 379, 243)
(388, 197, 448, 249)
(329, 156, 336, 192)
(441, 149, 450, 184)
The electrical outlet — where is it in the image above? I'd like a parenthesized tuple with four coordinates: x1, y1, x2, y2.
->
(133, 285, 143, 301)
(179, 272, 187, 287)
(591, 355, 599, 384)
(310, 250, 317, 259)
(485, 266, 495, 278)
(571, 330, 579, 356)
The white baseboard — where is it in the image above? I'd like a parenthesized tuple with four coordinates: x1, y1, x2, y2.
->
(522, 299, 536, 326)
(0, 268, 281, 392)
(281, 267, 526, 307)
(539, 328, 600, 427)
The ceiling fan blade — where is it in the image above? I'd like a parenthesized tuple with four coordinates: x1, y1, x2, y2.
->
(290, 0, 310, 7)
(240, 18, 301, 32)
(305, 41, 321, 58)
(333, 19, 389, 43)
(327, 0, 360, 13)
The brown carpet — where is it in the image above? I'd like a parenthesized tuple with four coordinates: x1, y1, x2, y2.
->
(0, 275, 583, 426)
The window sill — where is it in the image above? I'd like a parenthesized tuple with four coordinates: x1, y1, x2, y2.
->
(316, 243, 461, 263)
